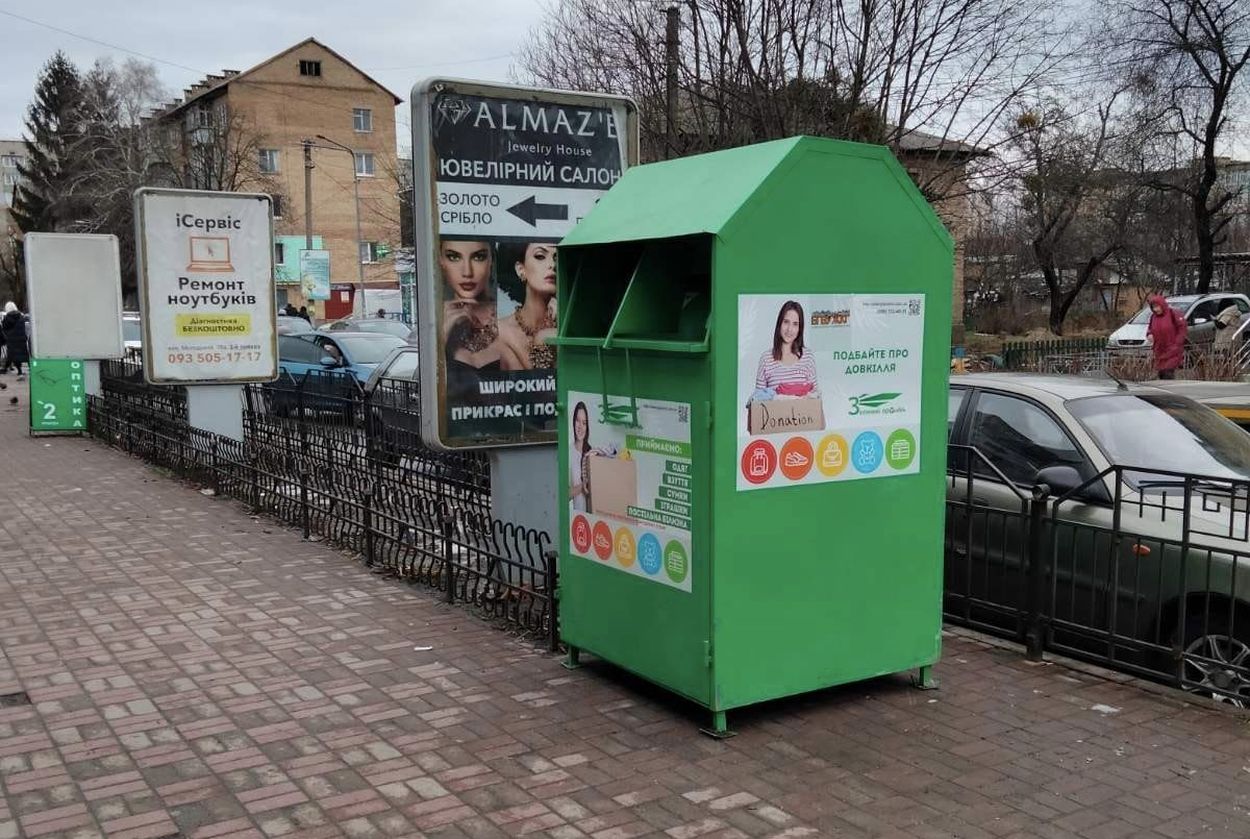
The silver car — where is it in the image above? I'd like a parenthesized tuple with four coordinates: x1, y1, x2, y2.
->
(948, 373, 1250, 704)
(1106, 293, 1250, 350)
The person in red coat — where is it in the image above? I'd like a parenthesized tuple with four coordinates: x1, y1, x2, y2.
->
(1146, 293, 1187, 379)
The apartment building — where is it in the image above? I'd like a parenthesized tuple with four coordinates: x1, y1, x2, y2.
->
(0, 139, 27, 238)
(150, 38, 402, 318)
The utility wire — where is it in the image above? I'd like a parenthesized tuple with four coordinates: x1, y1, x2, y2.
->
(0, 7, 204, 74)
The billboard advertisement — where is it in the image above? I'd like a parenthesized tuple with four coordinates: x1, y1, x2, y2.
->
(135, 188, 277, 384)
(412, 79, 638, 450)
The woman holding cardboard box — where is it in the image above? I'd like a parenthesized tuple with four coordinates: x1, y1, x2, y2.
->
(570, 401, 592, 512)
(753, 300, 819, 398)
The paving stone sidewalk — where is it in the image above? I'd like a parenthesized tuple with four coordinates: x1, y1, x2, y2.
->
(2, 381, 1250, 839)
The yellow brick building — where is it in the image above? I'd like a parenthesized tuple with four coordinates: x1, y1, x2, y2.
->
(151, 38, 402, 319)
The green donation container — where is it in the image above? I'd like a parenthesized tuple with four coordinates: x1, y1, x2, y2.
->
(554, 136, 952, 733)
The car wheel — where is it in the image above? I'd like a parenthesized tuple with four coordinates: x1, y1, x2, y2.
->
(1180, 611, 1250, 707)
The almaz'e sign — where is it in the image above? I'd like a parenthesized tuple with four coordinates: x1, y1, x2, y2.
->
(443, 98, 619, 139)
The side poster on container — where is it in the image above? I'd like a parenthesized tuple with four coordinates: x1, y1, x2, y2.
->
(135, 188, 277, 384)
(412, 79, 638, 450)
(736, 293, 925, 491)
(567, 391, 693, 592)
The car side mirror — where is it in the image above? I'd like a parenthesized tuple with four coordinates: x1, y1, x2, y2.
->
(1035, 465, 1111, 504)
(320, 356, 339, 367)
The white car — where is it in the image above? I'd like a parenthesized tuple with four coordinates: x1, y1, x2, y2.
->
(122, 312, 142, 359)
(1107, 293, 1250, 350)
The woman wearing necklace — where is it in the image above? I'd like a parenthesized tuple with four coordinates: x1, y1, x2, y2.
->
(497, 242, 558, 370)
(440, 239, 501, 369)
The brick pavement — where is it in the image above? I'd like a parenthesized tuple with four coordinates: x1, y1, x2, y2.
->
(2, 380, 1250, 838)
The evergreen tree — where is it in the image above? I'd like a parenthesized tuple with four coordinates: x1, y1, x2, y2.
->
(10, 51, 86, 234)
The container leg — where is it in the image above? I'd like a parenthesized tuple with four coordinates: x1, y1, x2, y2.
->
(700, 710, 735, 739)
(912, 665, 940, 690)
(562, 646, 581, 671)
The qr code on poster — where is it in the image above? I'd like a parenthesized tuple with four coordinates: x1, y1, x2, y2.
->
(908, 298, 922, 316)
(677, 404, 690, 424)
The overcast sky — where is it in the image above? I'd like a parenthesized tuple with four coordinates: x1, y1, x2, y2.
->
(0, 0, 534, 141)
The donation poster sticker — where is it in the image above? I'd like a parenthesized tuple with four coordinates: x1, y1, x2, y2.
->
(136, 189, 277, 384)
(736, 293, 924, 491)
(567, 391, 693, 592)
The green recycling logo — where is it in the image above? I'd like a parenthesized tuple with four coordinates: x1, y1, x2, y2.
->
(849, 392, 904, 417)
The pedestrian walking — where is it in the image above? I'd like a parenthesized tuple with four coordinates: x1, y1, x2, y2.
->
(376, 308, 386, 319)
(1, 302, 29, 377)
(1213, 302, 1243, 351)
(1146, 293, 1187, 380)
(298, 306, 312, 323)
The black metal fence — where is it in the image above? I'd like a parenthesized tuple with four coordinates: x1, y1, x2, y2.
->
(88, 367, 556, 647)
(1000, 338, 1108, 371)
(944, 444, 1250, 706)
(999, 337, 1250, 381)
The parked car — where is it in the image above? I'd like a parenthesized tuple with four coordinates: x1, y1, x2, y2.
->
(277, 314, 315, 336)
(323, 317, 414, 342)
(947, 373, 1250, 704)
(1149, 379, 1250, 432)
(362, 346, 423, 459)
(122, 312, 142, 359)
(278, 331, 405, 385)
(1107, 293, 1250, 350)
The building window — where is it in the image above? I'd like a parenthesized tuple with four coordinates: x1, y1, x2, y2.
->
(354, 152, 375, 177)
(259, 149, 279, 174)
(299, 60, 321, 77)
(353, 108, 373, 133)
(359, 241, 379, 264)
(0, 154, 18, 168)
(275, 242, 286, 264)
(271, 195, 283, 218)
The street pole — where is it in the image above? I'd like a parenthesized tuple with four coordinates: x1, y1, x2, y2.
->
(314, 135, 367, 318)
(665, 5, 679, 159)
(352, 173, 366, 317)
(302, 140, 313, 250)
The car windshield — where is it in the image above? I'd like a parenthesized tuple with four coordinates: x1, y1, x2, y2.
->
(1069, 393, 1250, 485)
(1129, 308, 1152, 325)
(354, 320, 412, 339)
(336, 334, 404, 364)
(122, 320, 141, 342)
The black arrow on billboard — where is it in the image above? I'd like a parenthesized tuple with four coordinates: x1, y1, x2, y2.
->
(506, 196, 569, 226)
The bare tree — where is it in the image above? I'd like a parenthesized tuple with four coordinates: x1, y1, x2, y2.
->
(1012, 94, 1149, 333)
(517, 0, 1069, 199)
(1125, 0, 1250, 293)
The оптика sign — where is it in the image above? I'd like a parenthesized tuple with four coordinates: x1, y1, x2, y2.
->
(28, 358, 87, 434)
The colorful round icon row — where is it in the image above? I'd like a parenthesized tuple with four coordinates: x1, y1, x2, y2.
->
(740, 429, 917, 485)
(570, 515, 689, 585)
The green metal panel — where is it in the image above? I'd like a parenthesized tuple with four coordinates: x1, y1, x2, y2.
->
(708, 143, 950, 710)
(556, 136, 951, 718)
(561, 138, 802, 247)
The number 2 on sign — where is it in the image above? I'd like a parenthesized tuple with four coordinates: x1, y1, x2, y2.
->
(41, 402, 56, 422)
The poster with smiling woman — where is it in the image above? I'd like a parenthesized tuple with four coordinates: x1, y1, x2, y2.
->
(737, 293, 926, 491)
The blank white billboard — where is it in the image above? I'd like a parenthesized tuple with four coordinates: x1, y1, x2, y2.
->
(25, 233, 124, 359)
